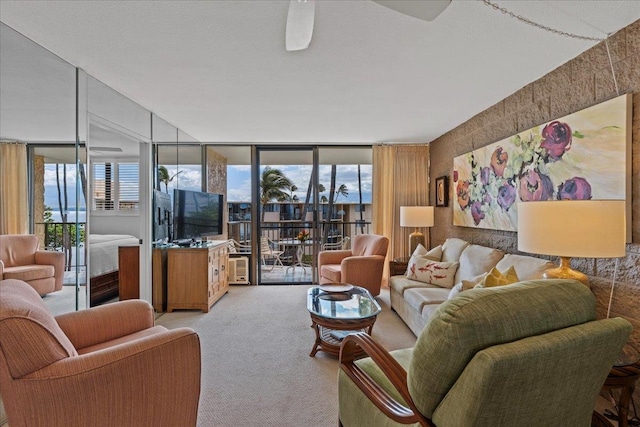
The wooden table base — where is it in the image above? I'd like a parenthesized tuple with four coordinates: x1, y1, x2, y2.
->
(309, 313, 377, 357)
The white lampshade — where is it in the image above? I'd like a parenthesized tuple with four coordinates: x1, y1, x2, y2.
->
(400, 206, 434, 228)
(517, 200, 626, 258)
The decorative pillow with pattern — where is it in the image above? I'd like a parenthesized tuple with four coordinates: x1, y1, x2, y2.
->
(407, 258, 459, 288)
(406, 244, 443, 276)
(475, 266, 519, 288)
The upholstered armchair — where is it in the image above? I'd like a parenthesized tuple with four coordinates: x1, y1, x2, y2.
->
(0, 234, 64, 296)
(318, 234, 389, 296)
(0, 279, 201, 427)
(338, 279, 631, 427)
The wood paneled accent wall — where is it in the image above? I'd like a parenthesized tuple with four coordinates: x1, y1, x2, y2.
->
(429, 20, 640, 359)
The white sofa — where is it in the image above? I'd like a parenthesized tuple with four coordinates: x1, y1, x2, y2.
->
(389, 237, 556, 336)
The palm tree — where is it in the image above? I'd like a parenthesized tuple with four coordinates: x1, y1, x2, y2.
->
(260, 167, 293, 220)
(158, 165, 182, 193)
(333, 184, 348, 202)
(288, 184, 299, 202)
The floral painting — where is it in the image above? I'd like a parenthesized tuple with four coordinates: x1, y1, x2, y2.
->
(453, 94, 630, 231)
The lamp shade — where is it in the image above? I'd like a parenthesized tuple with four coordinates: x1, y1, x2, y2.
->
(517, 200, 626, 258)
(400, 206, 434, 228)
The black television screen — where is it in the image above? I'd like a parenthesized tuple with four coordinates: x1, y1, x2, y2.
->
(173, 189, 223, 242)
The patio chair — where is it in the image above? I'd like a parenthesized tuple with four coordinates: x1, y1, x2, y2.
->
(260, 237, 285, 271)
(228, 239, 252, 254)
(321, 236, 350, 251)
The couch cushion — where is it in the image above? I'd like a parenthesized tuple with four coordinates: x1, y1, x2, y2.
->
(0, 279, 78, 378)
(3, 265, 55, 282)
(441, 238, 470, 263)
(455, 244, 504, 283)
(320, 264, 342, 283)
(389, 276, 440, 296)
(407, 258, 459, 288)
(404, 287, 450, 314)
(495, 254, 556, 280)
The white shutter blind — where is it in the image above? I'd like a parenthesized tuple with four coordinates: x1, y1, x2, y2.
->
(92, 162, 115, 211)
(118, 163, 139, 211)
(91, 161, 139, 213)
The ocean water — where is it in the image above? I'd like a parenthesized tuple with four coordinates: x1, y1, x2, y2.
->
(47, 210, 86, 223)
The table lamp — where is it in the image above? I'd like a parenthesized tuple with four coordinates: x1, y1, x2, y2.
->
(517, 200, 626, 286)
(400, 206, 434, 256)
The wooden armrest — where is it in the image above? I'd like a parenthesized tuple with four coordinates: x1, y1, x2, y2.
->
(340, 332, 432, 426)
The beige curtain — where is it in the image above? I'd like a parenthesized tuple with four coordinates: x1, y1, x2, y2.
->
(372, 144, 430, 284)
(0, 143, 28, 234)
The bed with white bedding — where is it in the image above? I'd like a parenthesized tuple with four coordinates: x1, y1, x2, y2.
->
(89, 234, 140, 306)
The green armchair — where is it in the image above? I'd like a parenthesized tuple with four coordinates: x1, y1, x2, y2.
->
(338, 279, 631, 427)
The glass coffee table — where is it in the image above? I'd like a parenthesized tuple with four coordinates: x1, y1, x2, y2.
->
(306, 284, 382, 357)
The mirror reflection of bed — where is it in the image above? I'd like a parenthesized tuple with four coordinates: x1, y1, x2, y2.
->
(89, 234, 139, 306)
(87, 121, 142, 307)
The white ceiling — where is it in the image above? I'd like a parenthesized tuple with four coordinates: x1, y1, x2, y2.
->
(1, 0, 639, 145)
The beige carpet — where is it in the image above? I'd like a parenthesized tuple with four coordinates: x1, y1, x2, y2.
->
(155, 285, 417, 427)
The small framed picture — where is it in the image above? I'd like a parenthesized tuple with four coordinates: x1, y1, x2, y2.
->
(436, 176, 449, 207)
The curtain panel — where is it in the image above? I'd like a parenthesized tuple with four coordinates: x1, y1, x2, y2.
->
(0, 143, 28, 234)
(372, 144, 430, 284)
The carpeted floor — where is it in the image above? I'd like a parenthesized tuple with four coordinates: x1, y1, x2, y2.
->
(155, 285, 417, 427)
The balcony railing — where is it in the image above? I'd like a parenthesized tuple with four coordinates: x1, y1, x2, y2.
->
(227, 219, 371, 257)
(34, 222, 86, 270)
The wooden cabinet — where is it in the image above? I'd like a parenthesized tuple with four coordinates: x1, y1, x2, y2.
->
(152, 248, 168, 312)
(167, 242, 229, 313)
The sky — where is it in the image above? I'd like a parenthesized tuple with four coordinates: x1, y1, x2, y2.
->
(43, 162, 373, 214)
(171, 164, 373, 204)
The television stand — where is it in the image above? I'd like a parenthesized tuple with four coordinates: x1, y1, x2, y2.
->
(167, 241, 229, 313)
(174, 239, 193, 247)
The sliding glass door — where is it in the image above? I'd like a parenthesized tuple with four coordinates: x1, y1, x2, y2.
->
(255, 147, 319, 285)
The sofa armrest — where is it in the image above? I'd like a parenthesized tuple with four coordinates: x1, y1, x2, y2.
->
(0, 259, 4, 278)
(35, 250, 65, 291)
(55, 299, 155, 350)
(318, 249, 352, 268)
(14, 328, 201, 426)
(340, 332, 431, 426)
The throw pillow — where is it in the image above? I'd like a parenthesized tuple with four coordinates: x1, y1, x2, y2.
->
(407, 258, 459, 288)
(448, 272, 488, 299)
(410, 243, 428, 257)
(475, 266, 519, 288)
(406, 245, 443, 277)
(425, 245, 443, 261)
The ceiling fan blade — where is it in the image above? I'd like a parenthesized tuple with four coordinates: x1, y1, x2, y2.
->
(372, 0, 451, 22)
(286, 0, 316, 52)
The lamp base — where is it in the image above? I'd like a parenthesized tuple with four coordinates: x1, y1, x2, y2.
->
(408, 230, 425, 257)
(543, 257, 589, 286)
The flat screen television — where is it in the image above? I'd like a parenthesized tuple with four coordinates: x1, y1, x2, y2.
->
(173, 189, 223, 243)
(153, 190, 172, 243)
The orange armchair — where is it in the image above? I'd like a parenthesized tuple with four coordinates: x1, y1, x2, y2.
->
(0, 279, 201, 427)
(0, 234, 64, 296)
(318, 234, 389, 296)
